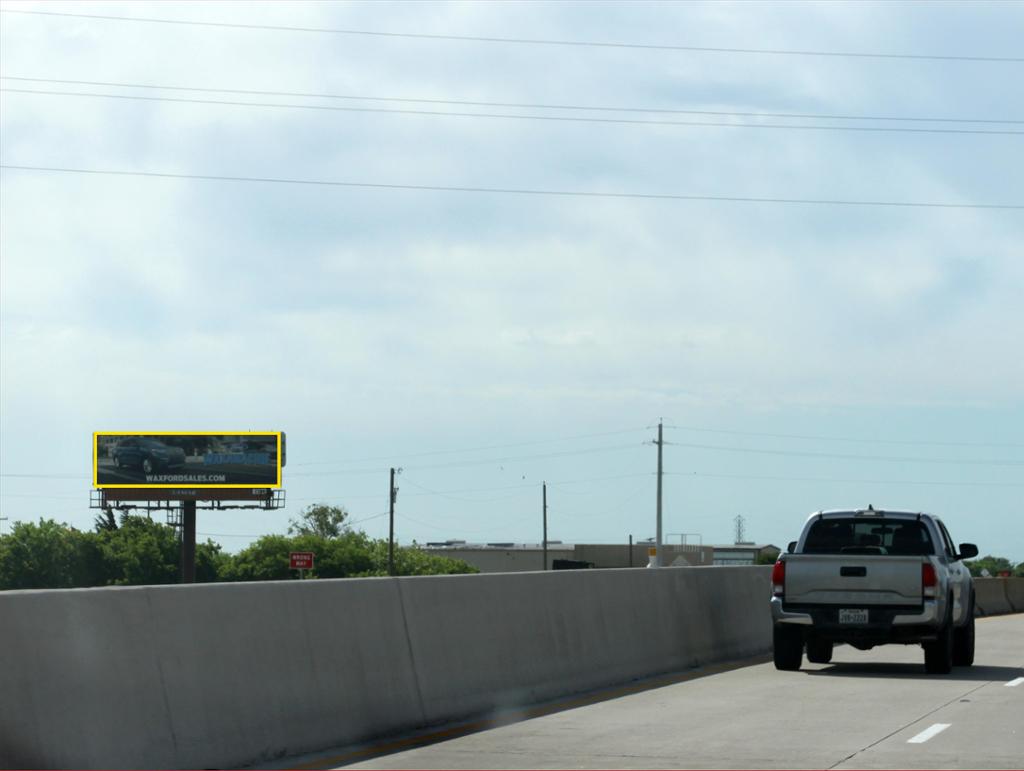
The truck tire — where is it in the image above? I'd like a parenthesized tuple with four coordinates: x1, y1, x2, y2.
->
(924, 606, 954, 674)
(806, 638, 833, 664)
(953, 594, 975, 667)
(773, 624, 803, 671)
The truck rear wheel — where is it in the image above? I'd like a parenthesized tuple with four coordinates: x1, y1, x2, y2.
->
(924, 607, 954, 674)
(806, 638, 833, 664)
(952, 595, 975, 667)
(773, 624, 803, 671)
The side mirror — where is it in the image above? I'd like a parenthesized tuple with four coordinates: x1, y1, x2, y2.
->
(787, 541, 797, 554)
(958, 543, 978, 560)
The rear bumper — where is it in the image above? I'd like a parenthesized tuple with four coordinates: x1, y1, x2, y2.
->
(771, 597, 813, 625)
(771, 597, 942, 642)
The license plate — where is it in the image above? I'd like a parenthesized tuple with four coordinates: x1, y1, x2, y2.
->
(839, 608, 869, 624)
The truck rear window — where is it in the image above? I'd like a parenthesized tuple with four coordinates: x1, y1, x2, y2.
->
(803, 518, 935, 556)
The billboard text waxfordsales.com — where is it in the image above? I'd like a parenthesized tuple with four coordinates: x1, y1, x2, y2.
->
(94, 432, 284, 488)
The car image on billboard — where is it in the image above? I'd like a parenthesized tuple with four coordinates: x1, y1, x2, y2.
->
(94, 432, 283, 487)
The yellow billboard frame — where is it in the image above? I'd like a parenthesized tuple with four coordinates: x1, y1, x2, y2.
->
(93, 431, 283, 488)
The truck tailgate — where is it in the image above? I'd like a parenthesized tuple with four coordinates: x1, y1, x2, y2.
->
(784, 554, 924, 605)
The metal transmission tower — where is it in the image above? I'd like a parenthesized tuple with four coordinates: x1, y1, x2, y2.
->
(734, 514, 747, 544)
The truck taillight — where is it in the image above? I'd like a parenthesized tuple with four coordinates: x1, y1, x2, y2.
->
(772, 560, 785, 597)
(922, 563, 937, 598)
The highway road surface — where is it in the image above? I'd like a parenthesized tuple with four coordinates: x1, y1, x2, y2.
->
(275, 613, 1023, 770)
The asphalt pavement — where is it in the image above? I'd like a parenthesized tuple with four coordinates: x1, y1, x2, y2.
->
(272, 613, 1023, 770)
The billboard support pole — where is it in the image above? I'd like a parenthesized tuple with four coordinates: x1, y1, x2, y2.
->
(181, 499, 196, 583)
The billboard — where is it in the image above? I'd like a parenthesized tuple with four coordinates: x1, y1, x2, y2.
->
(94, 432, 283, 488)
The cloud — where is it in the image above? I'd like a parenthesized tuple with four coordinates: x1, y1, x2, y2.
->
(2, 1, 1021, 556)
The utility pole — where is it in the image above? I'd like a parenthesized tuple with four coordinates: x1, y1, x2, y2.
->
(654, 420, 664, 568)
(181, 500, 196, 583)
(389, 467, 397, 577)
(542, 482, 548, 571)
(628, 533, 633, 567)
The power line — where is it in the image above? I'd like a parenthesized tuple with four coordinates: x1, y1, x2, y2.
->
(666, 424, 1024, 449)
(395, 512, 453, 532)
(6, 76, 1019, 125)
(0, 473, 86, 479)
(284, 443, 643, 477)
(349, 511, 390, 526)
(547, 472, 654, 490)
(389, 472, 654, 497)
(7, 87, 1022, 136)
(667, 441, 1024, 466)
(4, 165, 1020, 211)
(291, 426, 646, 467)
(667, 471, 1024, 488)
(547, 480, 651, 520)
(3, 9, 1021, 63)
(287, 486, 524, 502)
(284, 473, 654, 503)
(390, 443, 646, 474)
(0, 492, 82, 499)
(400, 477, 534, 503)
(196, 511, 389, 539)
(0, 444, 647, 481)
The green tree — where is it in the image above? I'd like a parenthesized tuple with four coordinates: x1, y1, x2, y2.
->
(221, 531, 477, 581)
(93, 507, 118, 533)
(0, 519, 80, 589)
(222, 532, 378, 581)
(102, 515, 180, 585)
(310, 531, 376, 578)
(355, 539, 479, 577)
(196, 539, 231, 583)
(964, 555, 1014, 577)
(0, 506, 475, 590)
(221, 534, 294, 582)
(755, 548, 782, 565)
(288, 504, 349, 539)
(71, 529, 114, 587)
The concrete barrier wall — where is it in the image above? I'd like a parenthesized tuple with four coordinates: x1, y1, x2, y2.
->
(1004, 578, 1024, 613)
(973, 577, 1014, 616)
(400, 567, 770, 727)
(0, 581, 424, 770)
(0, 567, 770, 770)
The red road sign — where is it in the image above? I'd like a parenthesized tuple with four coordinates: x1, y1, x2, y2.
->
(290, 551, 315, 570)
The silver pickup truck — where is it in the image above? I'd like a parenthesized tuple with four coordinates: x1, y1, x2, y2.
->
(771, 507, 978, 674)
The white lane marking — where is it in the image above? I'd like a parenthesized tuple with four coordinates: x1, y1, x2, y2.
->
(908, 723, 951, 744)
(1006, 677, 1024, 687)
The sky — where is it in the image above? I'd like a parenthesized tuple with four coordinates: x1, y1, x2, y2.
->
(1, 0, 1022, 561)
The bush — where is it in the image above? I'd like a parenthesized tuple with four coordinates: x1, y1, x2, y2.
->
(0, 506, 477, 589)
(964, 555, 1015, 578)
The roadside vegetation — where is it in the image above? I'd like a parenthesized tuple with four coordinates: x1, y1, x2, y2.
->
(964, 555, 1024, 578)
(0, 504, 477, 590)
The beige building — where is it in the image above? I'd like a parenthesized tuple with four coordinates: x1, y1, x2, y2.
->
(710, 543, 781, 566)
(420, 541, 713, 573)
